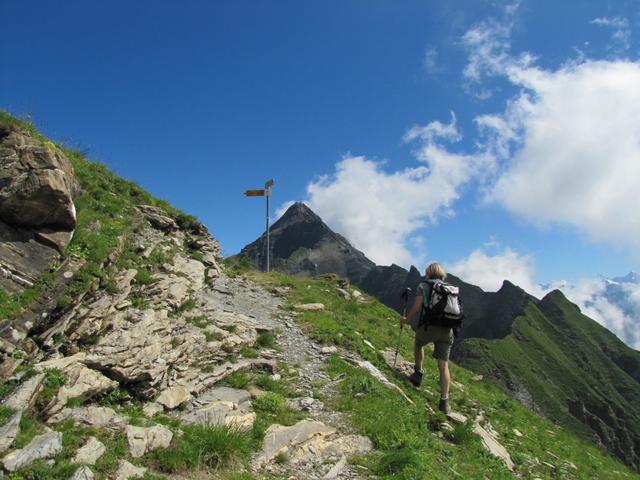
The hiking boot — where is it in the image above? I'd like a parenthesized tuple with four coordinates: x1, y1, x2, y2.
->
(409, 369, 423, 387)
(438, 398, 450, 414)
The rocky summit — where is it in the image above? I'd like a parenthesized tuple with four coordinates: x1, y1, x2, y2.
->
(234, 202, 375, 283)
(1, 113, 639, 480)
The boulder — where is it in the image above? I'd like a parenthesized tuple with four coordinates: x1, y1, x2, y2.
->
(2, 431, 62, 472)
(72, 437, 106, 465)
(0, 126, 78, 293)
(156, 385, 192, 410)
(125, 424, 173, 458)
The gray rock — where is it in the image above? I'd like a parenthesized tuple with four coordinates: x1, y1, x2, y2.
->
(2, 431, 62, 472)
(156, 385, 192, 410)
(114, 460, 146, 480)
(473, 422, 515, 471)
(125, 424, 173, 458)
(0, 411, 22, 455)
(137, 205, 177, 231)
(0, 126, 77, 293)
(72, 437, 106, 465)
(45, 363, 118, 416)
(294, 303, 325, 311)
(2, 373, 44, 410)
(142, 402, 164, 417)
(181, 387, 255, 430)
(323, 455, 347, 479)
(254, 420, 336, 468)
(70, 466, 94, 480)
(47, 406, 126, 429)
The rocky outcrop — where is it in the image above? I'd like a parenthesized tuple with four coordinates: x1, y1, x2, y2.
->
(0, 122, 77, 293)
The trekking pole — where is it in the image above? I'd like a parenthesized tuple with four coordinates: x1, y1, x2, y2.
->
(394, 287, 412, 368)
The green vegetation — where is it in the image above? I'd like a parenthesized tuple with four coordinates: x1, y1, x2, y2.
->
(238, 269, 639, 480)
(146, 423, 253, 473)
(35, 368, 66, 412)
(455, 291, 640, 460)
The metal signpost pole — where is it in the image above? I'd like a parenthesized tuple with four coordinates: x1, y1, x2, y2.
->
(265, 179, 274, 273)
(266, 189, 270, 272)
(244, 179, 274, 273)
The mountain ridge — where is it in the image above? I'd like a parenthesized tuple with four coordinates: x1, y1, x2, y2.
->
(236, 201, 640, 470)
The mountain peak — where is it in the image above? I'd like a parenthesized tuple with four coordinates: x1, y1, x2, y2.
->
(613, 272, 639, 284)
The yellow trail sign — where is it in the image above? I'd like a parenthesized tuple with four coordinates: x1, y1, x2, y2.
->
(244, 189, 266, 197)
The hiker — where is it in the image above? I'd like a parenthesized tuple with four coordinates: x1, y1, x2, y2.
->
(400, 262, 453, 414)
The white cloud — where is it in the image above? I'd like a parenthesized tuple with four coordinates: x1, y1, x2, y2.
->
(456, 6, 640, 248)
(423, 47, 441, 74)
(279, 115, 484, 266)
(447, 247, 543, 296)
(591, 16, 631, 52)
(449, 244, 640, 349)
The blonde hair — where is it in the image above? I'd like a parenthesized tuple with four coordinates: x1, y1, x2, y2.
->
(426, 262, 446, 280)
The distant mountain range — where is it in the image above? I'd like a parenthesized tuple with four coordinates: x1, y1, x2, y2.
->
(550, 272, 640, 351)
(234, 202, 640, 471)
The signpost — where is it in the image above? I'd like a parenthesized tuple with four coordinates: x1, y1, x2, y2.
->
(244, 179, 274, 272)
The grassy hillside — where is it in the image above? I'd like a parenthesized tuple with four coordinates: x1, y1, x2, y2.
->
(454, 290, 640, 469)
(0, 110, 198, 322)
(234, 265, 640, 479)
(2, 112, 638, 479)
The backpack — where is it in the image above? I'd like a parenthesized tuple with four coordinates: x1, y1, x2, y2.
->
(419, 280, 464, 329)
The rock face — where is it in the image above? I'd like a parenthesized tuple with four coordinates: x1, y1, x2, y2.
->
(0, 122, 77, 293)
(234, 202, 375, 282)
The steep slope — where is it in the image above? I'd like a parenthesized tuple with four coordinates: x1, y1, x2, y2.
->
(453, 290, 640, 470)
(234, 202, 375, 283)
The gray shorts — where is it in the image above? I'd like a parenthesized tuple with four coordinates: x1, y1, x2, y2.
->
(415, 324, 453, 362)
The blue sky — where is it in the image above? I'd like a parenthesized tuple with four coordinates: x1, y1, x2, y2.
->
(2, 0, 639, 293)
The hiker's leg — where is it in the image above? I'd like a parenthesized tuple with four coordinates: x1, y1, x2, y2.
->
(437, 359, 450, 398)
(414, 341, 424, 371)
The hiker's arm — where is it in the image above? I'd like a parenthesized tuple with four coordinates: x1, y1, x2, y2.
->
(401, 295, 423, 325)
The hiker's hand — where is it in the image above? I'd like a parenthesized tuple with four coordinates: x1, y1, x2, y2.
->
(400, 315, 408, 325)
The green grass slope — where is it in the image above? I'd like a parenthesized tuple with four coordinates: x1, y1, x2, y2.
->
(237, 266, 640, 479)
(454, 289, 640, 471)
